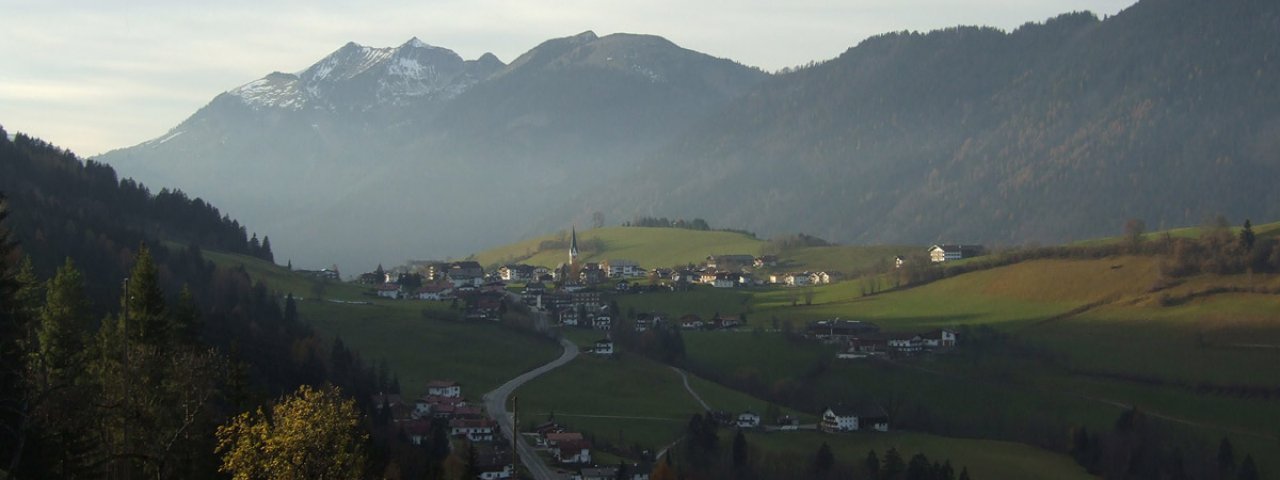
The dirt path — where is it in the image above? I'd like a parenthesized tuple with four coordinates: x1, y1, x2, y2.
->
(670, 366, 711, 411)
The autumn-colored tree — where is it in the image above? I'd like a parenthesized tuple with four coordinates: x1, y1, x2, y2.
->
(216, 384, 367, 480)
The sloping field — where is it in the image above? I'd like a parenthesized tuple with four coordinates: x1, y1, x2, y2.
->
(474, 227, 765, 269)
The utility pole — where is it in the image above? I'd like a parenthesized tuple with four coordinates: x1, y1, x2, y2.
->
(511, 395, 519, 478)
(121, 276, 130, 480)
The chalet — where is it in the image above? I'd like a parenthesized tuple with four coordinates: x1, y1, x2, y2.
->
(593, 315, 613, 331)
(753, 255, 779, 268)
(887, 334, 924, 354)
(809, 271, 832, 285)
(807, 319, 881, 342)
(416, 282, 454, 300)
(375, 284, 401, 299)
(821, 404, 890, 433)
(426, 380, 462, 398)
(559, 308, 582, 327)
(449, 418, 498, 442)
(403, 419, 433, 446)
(553, 439, 592, 464)
(706, 254, 755, 269)
(713, 273, 737, 288)
(679, 314, 704, 330)
(498, 264, 535, 282)
(603, 259, 641, 278)
(579, 267, 607, 285)
(670, 270, 697, 283)
(593, 338, 614, 356)
(784, 273, 813, 287)
(446, 271, 483, 288)
(921, 329, 958, 349)
(698, 271, 719, 285)
(299, 268, 341, 281)
(928, 244, 985, 263)
(736, 411, 761, 429)
(571, 290, 603, 310)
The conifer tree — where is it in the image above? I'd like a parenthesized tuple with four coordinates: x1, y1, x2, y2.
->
(260, 235, 274, 262)
(865, 450, 880, 478)
(34, 258, 92, 384)
(170, 285, 202, 346)
(1237, 454, 1258, 480)
(0, 193, 31, 475)
(732, 429, 748, 469)
(123, 243, 169, 346)
(1239, 219, 1255, 250)
(882, 447, 905, 479)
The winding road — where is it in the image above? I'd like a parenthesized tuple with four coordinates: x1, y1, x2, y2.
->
(483, 336, 579, 480)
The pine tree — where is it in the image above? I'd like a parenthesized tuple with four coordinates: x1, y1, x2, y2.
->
(0, 194, 33, 474)
(260, 235, 274, 262)
(732, 429, 748, 469)
(882, 447, 905, 479)
(1218, 437, 1236, 475)
(171, 285, 202, 346)
(865, 450, 880, 478)
(959, 467, 971, 480)
(906, 453, 930, 480)
(123, 244, 169, 346)
(812, 442, 834, 476)
(284, 293, 299, 324)
(1239, 220, 1255, 250)
(1237, 454, 1258, 480)
(34, 258, 92, 384)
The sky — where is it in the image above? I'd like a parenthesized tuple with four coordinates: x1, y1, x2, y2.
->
(1, 0, 1134, 157)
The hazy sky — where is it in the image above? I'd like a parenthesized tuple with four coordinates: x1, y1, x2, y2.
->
(1, 0, 1134, 156)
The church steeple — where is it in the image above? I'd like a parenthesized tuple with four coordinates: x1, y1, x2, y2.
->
(569, 226, 580, 265)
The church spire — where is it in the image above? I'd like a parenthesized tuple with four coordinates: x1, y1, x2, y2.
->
(570, 226, 580, 265)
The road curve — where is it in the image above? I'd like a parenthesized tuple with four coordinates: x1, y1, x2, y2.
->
(483, 336, 579, 480)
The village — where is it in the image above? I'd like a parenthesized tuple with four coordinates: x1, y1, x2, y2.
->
(351, 234, 977, 479)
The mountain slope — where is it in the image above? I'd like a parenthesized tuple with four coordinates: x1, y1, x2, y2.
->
(99, 33, 767, 272)
(589, 0, 1280, 245)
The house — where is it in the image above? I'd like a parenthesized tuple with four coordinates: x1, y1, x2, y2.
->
(887, 334, 924, 354)
(479, 465, 513, 480)
(499, 264, 535, 282)
(603, 259, 641, 278)
(806, 319, 881, 342)
(679, 314, 703, 330)
(593, 338, 614, 356)
(809, 271, 831, 285)
(544, 431, 584, 446)
(579, 267, 607, 285)
(894, 256, 906, 269)
(426, 380, 462, 398)
(571, 290, 603, 310)
(698, 271, 719, 285)
(670, 270, 696, 283)
(593, 315, 612, 331)
(375, 284, 401, 299)
(821, 404, 890, 433)
(713, 273, 737, 288)
(928, 244, 985, 263)
(552, 439, 592, 464)
(753, 255, 779, 268)
(402, 419, 433, 446)
(449, 418, 498, 442)
(736, 411, 761, 429)
(784, 273, 813, 287)
(706, 254, 755, 269)
(559, 308, 582, 327)
(634, 317, 651, 332)
(921, 329, 958, 349)
(416, 282, 454, 300)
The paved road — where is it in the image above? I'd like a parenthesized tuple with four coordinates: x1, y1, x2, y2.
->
(484, 336, 579, 480)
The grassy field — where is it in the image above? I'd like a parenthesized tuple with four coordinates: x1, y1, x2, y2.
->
(200, 248, 561, 398)
(474, 227, 765, 269)
(746, 431, 1093, 480)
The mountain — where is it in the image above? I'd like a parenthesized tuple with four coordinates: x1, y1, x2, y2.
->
(585, 0, 1280, 245)
(99, 32, 767, 272)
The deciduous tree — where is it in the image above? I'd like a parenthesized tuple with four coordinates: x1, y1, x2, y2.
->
(216, 384, 367, 480)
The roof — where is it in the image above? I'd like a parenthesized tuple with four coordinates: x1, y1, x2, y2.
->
(545, 432, 584, 443)
(426, 380, 459, 388)
(930, 244, 984, 253)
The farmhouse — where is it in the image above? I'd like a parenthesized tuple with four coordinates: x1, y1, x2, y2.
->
(706, 254, 755, 269)
(821, 404, 890, 433)
(449, 418, 498, 442)
(928, 244, 985, 263)
(552, 439, 592, 464)
(593, 338, 614, 356)
(737, 411, 761, 429)
(375, 284, 401, 299)
(807, 319, 880, 342)
(887, 334, 924, 354)
(921, 329, 958, 348)
(754, 255, 779, 268)
(713, 273, 737, 288)
(426, 380, 462, 398)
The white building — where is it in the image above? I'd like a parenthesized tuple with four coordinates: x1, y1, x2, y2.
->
(426, 380, 461, 398)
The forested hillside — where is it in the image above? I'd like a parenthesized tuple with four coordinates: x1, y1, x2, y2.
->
(593, 0, 1280, 245)
(0, 125, 402, 478)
